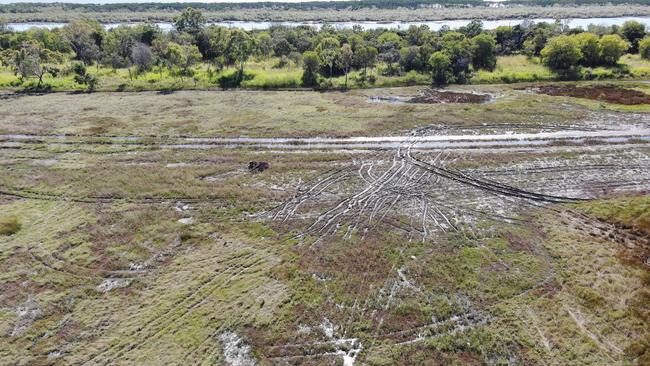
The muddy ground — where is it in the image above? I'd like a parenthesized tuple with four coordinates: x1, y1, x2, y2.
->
(0, 84, 649, 366)
(410, 90, 492, 104)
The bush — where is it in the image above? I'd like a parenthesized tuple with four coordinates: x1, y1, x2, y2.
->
(301, 51, 320, 87)
(0, 216, 20, 236)
(639, 36, 650, 60)
(73, 62, 99, 91)
(541, 35, 582, 72)
(575, 32, 601, 67)
(599, 34, 629, 66)
(429, 51, 452, 85)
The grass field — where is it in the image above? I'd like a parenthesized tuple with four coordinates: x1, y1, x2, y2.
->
(0, 80, 648, 365)
(2, 55, 650, 93)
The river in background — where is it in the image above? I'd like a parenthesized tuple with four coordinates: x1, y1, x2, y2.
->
(7, 16, 650, 32)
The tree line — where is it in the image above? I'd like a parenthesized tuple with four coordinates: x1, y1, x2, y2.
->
(0, 9, 648, 90)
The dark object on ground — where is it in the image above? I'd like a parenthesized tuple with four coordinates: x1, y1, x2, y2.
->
(248, 161, 269, 173)
(536, 85, 650, 105)
(409, 90, 491, 104)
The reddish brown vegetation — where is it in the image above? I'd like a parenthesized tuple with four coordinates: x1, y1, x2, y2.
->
(537, 85, 650, 105)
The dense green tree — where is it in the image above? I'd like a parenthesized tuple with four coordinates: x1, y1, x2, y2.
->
(523, 23, 555, 57)
(428, 51, 452, 85)
(225, 29, 255, 74)
(574, 32, 601, 66)
(338, 43, 353, 88)
(540, 35, 582, 74)
(377, 31, 403, 75)
(400, 46, 422, 72)
(459, 20, 483, 38)
(197, 25, 230, 70)
(471, 33, 496, 71)
(316, 37, 340, 78)
(441, 32, 473, 83)
(173, 7, 206, 36)
(62, 20, 103, 64)
(598, 34, 629, 65)
(164, 42, 201, 79)
(406, 25, 431, 46)
(354, 46, 378, 75)
(301, 50, 320, 86)
(131, 23, 162, 46)
(256, 32, 273, 57)
(639, 36, 650, 60)
(621, 20, 646, 53)
(101, 25, 135, 70)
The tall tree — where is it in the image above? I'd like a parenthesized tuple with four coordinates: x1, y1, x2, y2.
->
(301, 50, 320, 86)
(173, 7, 207, 37)
(316, 37, 340, 78)
(338, 43, 353, 88)
(621, 20, 646, 53)
(471, 33, 497, 71)
(62, 20, 103, 64)
(354, 46, 377, 75)
(429, 51, 452, 85)
(226, 29, 254, 75)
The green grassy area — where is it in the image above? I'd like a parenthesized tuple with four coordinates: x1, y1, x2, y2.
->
(2, 55, 650, 92)
(580, 195, 650, 234)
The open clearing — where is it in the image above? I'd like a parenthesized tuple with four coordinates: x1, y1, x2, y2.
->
(0, 82, 649, 365)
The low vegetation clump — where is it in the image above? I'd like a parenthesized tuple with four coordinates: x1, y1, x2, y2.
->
(1, 11, 650, 91)
(0, 215, 20, 235)
(580, 195, 650, 234)
(536, 84, 650, 105)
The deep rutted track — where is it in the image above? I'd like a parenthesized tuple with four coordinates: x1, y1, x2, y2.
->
(272, 138, 649, 242)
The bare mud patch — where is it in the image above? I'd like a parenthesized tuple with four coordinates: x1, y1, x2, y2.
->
(368, 89, 491, 105)
(410, 89, 492, 104)
(96, 278, 131, 293)
(218, 331, 257, 366)
(534, 85, 650, 105)
(10, 297, 42, 337)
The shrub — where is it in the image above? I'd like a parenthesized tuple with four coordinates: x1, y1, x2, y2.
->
(0, 216, 20, 236)
(599, 34, 629, 66)
(575, 33, 601, 67)
(541, 35, 582, 77)
(429, 51, 452, 85)
(301, 51, 320, 87)
(639, 36, 650, 60)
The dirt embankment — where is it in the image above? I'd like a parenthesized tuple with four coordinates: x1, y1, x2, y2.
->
(536, 85, 650, 105)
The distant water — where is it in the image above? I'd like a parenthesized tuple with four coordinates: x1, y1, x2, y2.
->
(8, 16, 650, 32)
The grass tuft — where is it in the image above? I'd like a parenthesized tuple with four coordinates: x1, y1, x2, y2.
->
(0, 216, 21, 235)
